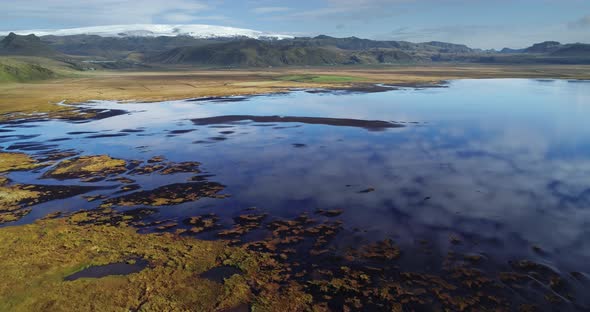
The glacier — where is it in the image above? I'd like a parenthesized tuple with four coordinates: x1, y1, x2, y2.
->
(0, 24, 294, 40)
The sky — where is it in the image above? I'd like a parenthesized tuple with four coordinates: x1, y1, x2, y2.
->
(0, 0, 589, 49)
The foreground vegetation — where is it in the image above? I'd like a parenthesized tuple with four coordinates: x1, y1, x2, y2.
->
(0, 213, 312, 311)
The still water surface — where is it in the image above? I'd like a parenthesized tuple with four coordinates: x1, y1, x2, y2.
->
(2, 79, 590, 308)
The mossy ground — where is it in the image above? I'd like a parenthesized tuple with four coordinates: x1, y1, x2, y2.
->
(0, 211, 314, 311)
(0, 152, 40, 172)
(0, 216, 229, 311)
(0, 184, 40, 212)
(44, 155, 127, 180)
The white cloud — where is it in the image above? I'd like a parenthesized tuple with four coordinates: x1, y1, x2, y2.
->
(159, 12, 229, 24)
(568, 15, 590, 29)
(3, 0, 209, 26)
(161, 13, 197, 23)
(251, 6, 291, 14)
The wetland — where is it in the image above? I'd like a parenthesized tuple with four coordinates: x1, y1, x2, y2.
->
(1, 78, 589, 311)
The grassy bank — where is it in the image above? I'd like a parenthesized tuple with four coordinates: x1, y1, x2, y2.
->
(1, 64, 589, 119)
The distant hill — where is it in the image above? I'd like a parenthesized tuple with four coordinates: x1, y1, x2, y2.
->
(41, 35, 230, 59)
(0, 57, 57, 82)
(524, 41, 562, 53)
(149, 39, 419, 66)
(288, 36, 473, 54)
(499, 48, 524, 54)
(1, 31, 588, 67)
(550, 43, 590, 57)
(0, 33, 57, 56)
(151, 40, 348, 66)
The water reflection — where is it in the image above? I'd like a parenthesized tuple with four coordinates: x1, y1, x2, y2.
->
(2, 79, 590, 280)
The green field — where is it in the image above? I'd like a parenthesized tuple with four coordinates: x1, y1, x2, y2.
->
(0, 57, 86, 83)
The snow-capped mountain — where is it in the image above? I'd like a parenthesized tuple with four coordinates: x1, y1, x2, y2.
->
(0, 24, 293, 40)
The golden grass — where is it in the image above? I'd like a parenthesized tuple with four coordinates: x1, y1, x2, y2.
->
(45, 155, 127, 179)
(0, 211, 314, 311)
(0, 152, 40, 173)
(1, 65, 589, 118)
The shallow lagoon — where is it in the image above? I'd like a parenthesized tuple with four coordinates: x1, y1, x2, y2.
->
(2, 79, 590, 310)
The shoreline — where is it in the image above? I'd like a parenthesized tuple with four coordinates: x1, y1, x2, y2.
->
(1, 65, 590, 121)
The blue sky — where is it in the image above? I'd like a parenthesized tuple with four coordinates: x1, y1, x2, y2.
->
(1, 0, 589, 49)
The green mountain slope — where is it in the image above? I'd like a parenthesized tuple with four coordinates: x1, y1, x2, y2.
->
(149, 39, 419, 66)
(0, 58, 57, 82)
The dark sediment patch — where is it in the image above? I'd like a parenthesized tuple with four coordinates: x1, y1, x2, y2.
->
(0, 135, 42, 145)
(209, 136, 228, 141)
(187, 96, 250, 103)
(6, 142, 58, 151)
(67, 131, 98, 135)
(273, 125, 302, 129)
(85, 133, 129, 139)
(65, 259, 149, 281)
(120, 128, 145, 133)
(2, 124, 40, 128)
(208, 125, 235, 129)
(305, 84, 397, 94)
(47, 138, 72, 142)
(189, 174, 216, 182)
(199, 266, 243, 283)
(168, 129, 195, 135)
(192, 115, 402, 131)
(315, 209, 343, 217)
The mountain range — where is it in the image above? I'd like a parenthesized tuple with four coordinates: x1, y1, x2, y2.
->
(0, 24, 293, 40)
(1, 24, 589, 68)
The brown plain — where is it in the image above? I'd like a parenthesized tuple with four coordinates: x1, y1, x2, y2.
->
(1, 65, 589, 116)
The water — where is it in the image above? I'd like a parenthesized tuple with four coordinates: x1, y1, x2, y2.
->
(2, 79, 590, 309)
